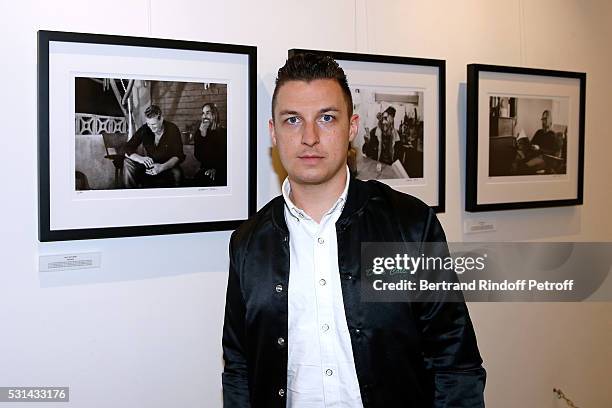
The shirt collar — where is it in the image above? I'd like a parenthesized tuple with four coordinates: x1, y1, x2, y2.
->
(282, 165, 350, 222)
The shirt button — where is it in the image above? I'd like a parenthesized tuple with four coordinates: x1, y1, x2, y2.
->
(325, 369, 333, 376)
(319, 279, 326, 286)
(278, 388, 285, 397)
(317, 237, 325, 244)
(277, 337, 285, 347)
(321, 323, 329, 332)
(275, 284, 283, 293)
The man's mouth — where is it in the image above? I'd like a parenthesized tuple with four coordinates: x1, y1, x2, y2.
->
(298, 153, 324, 163)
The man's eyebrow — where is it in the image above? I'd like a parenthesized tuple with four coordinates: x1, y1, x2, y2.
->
(319, 107, 340, 114)
(278, 110, 300, 116)
(277, 107, 341, 117)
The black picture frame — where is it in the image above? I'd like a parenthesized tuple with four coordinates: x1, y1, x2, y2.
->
(466, 64, 586, 212)
(289, 48, 446, 213)
(38, 30, 257, 241)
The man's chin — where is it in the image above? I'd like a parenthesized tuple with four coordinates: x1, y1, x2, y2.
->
(287, 168, 326, 185)
(287, 167, 345, 187)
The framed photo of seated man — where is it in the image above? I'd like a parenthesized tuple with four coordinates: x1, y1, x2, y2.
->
(466, 64, 586, 212)
(38, 30, 256, 241)
(74, 78, 228, 190)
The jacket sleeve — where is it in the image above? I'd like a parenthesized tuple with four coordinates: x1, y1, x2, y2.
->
(123, 126, 144, 156)
(415, 209, 486, 407)
(222, 232, 251, 407)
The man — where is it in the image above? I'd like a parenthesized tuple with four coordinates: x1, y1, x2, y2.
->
(531, 110, 560, 157)
(193, 103, 228, 186)
(123, 105, 185, 188)
(222, 53, 485, 407)
(362, 107, 399, 165)
(378, 106, 399, 165)
(514, 110, 562, 175)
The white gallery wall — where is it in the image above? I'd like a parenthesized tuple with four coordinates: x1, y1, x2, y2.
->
(1, 0, 611, 407)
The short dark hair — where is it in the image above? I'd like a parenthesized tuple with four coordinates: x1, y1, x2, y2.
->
(144, 105, 162, 119)
(271, 53, 353, 119)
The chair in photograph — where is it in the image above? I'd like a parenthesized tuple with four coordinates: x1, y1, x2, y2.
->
(489, 115, 517, 176)
(101, 132, 128, 188)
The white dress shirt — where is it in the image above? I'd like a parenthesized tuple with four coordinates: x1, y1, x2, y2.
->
(282, 168, 363, 408)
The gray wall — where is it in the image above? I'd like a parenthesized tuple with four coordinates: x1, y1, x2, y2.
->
(1, 1, 611, 407)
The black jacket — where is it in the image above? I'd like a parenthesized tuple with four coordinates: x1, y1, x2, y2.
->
(222, 178, 486, 407)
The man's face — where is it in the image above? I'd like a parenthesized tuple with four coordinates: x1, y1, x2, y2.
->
(382, 112, 393, 130)
(541, 111, 551, 130)
(146, 116, 163, 133)
(269, 79, 358, 187)
(202, 105, 214, 126)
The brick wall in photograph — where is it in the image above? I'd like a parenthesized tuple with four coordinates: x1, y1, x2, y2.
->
(151, 81, 228, 135)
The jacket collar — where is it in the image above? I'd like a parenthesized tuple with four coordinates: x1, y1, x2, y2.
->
(271, 176, 371, 234)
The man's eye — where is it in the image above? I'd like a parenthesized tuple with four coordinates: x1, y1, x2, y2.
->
(321, 114, 334, 123)
(286, 117, 300, 125)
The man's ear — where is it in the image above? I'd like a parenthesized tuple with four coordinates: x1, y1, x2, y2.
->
(349, 114, 360, 143)
(269, 118, 277, 146)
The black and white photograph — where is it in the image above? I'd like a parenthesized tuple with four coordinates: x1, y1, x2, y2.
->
(75, 77, 228, 191)
(466, 64, 585, 212)
(488, 96, 568, 177)
(38, 30, 256, 241)
(350, 87, 424, 180)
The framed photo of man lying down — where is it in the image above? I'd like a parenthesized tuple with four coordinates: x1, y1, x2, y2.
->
(289, 49, 446, 212)
(466, 64, 586, 212)
(38, 30, 256, 241)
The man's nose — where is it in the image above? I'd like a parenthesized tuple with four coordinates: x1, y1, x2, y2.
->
(301, 121, 320, 147)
